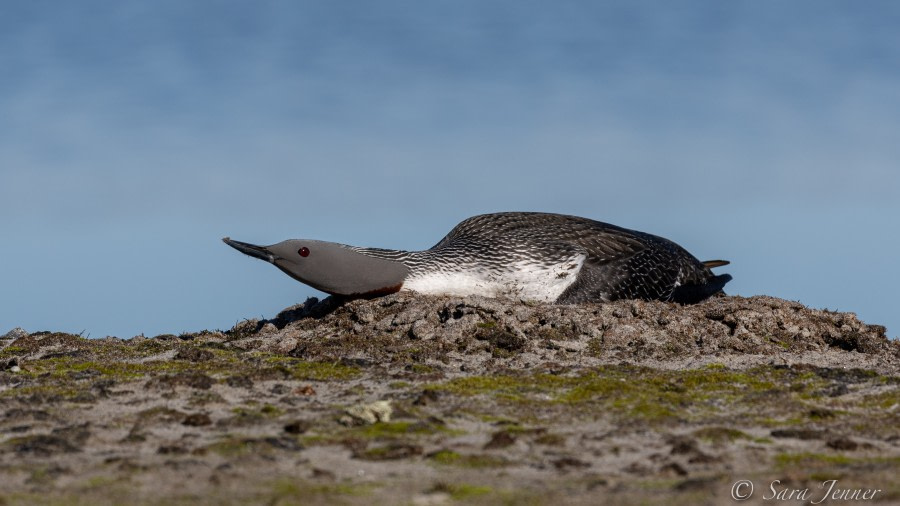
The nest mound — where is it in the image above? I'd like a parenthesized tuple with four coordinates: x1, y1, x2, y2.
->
(229, 294, 897, 374)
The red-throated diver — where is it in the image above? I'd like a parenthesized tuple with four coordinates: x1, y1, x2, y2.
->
(223, 212, 731, 304)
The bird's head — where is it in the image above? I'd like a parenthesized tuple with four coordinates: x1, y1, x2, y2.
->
(223, 238, 409, 296)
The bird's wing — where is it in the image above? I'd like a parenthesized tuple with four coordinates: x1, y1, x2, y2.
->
(433, 212, 648, 259)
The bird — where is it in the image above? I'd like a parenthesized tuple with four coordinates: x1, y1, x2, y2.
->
(223, 212, 731, 304)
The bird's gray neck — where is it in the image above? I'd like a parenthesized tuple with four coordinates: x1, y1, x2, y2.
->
(348, 246, 414, 262)
(349, 247, 459, 277)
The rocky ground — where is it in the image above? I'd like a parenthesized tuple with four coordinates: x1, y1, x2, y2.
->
(1, 294, 899, 505)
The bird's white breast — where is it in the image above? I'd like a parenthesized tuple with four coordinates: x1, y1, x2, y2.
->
(401, 254, 586, 302)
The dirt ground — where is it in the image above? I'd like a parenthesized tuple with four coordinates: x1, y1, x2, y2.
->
(1, 294, 899, 505)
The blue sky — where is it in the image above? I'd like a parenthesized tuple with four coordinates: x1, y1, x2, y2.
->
(2, 1, 898, 339)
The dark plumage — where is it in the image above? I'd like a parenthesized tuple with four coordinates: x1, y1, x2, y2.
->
(413, 213, 730, 303)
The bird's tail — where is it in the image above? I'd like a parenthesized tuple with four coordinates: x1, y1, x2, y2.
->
(705, 273, 733, 294)
(671, 272, 732, 304)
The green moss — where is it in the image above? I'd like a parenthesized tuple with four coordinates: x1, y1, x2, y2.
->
(558, 373, 628, 402)
(864, 389, 900, 410)
(10, 353, 234, 384)
(231, 403, 284, 419)
(263, 357, 360, 381)
(680, 365, 776, 391)
(429, 449, 462, 465)
(131, 339, 167, 353)
(497, 424, 544, 435)
(586, 337, 603, 357)
(299, 434, 330, 446)
(692, 427, 751, 443)
(0, 345, 28, 357)
(436, 483, 494, 500)
(356, 446, 394, 460)
(352, 421, 435, 439)
(260, 404, 283, 416)
(444, 365, 780, 410)
(355, 444, 423, 461)
(2, 383, 85, 400)
(428, 374, 568, 401)
(205, 438, 257, 458)
(613, 397, 675, 421)
(422, 363, 853, 427)
(205, 437, 280, 457)
(537, 327, 569, 341)
(429, 450, 508, 468)
(64, 361, 148, 380)
(341, 384, 367, 396)
(476, 414, 520, 424)
(408, 363, 437, 374)
(557, 367, 743, 422)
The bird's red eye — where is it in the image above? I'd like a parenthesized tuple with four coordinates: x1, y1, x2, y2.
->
(298, 247, 310, 257)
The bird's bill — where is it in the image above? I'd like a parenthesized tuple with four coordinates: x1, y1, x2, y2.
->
(222, 237, 275, 263)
